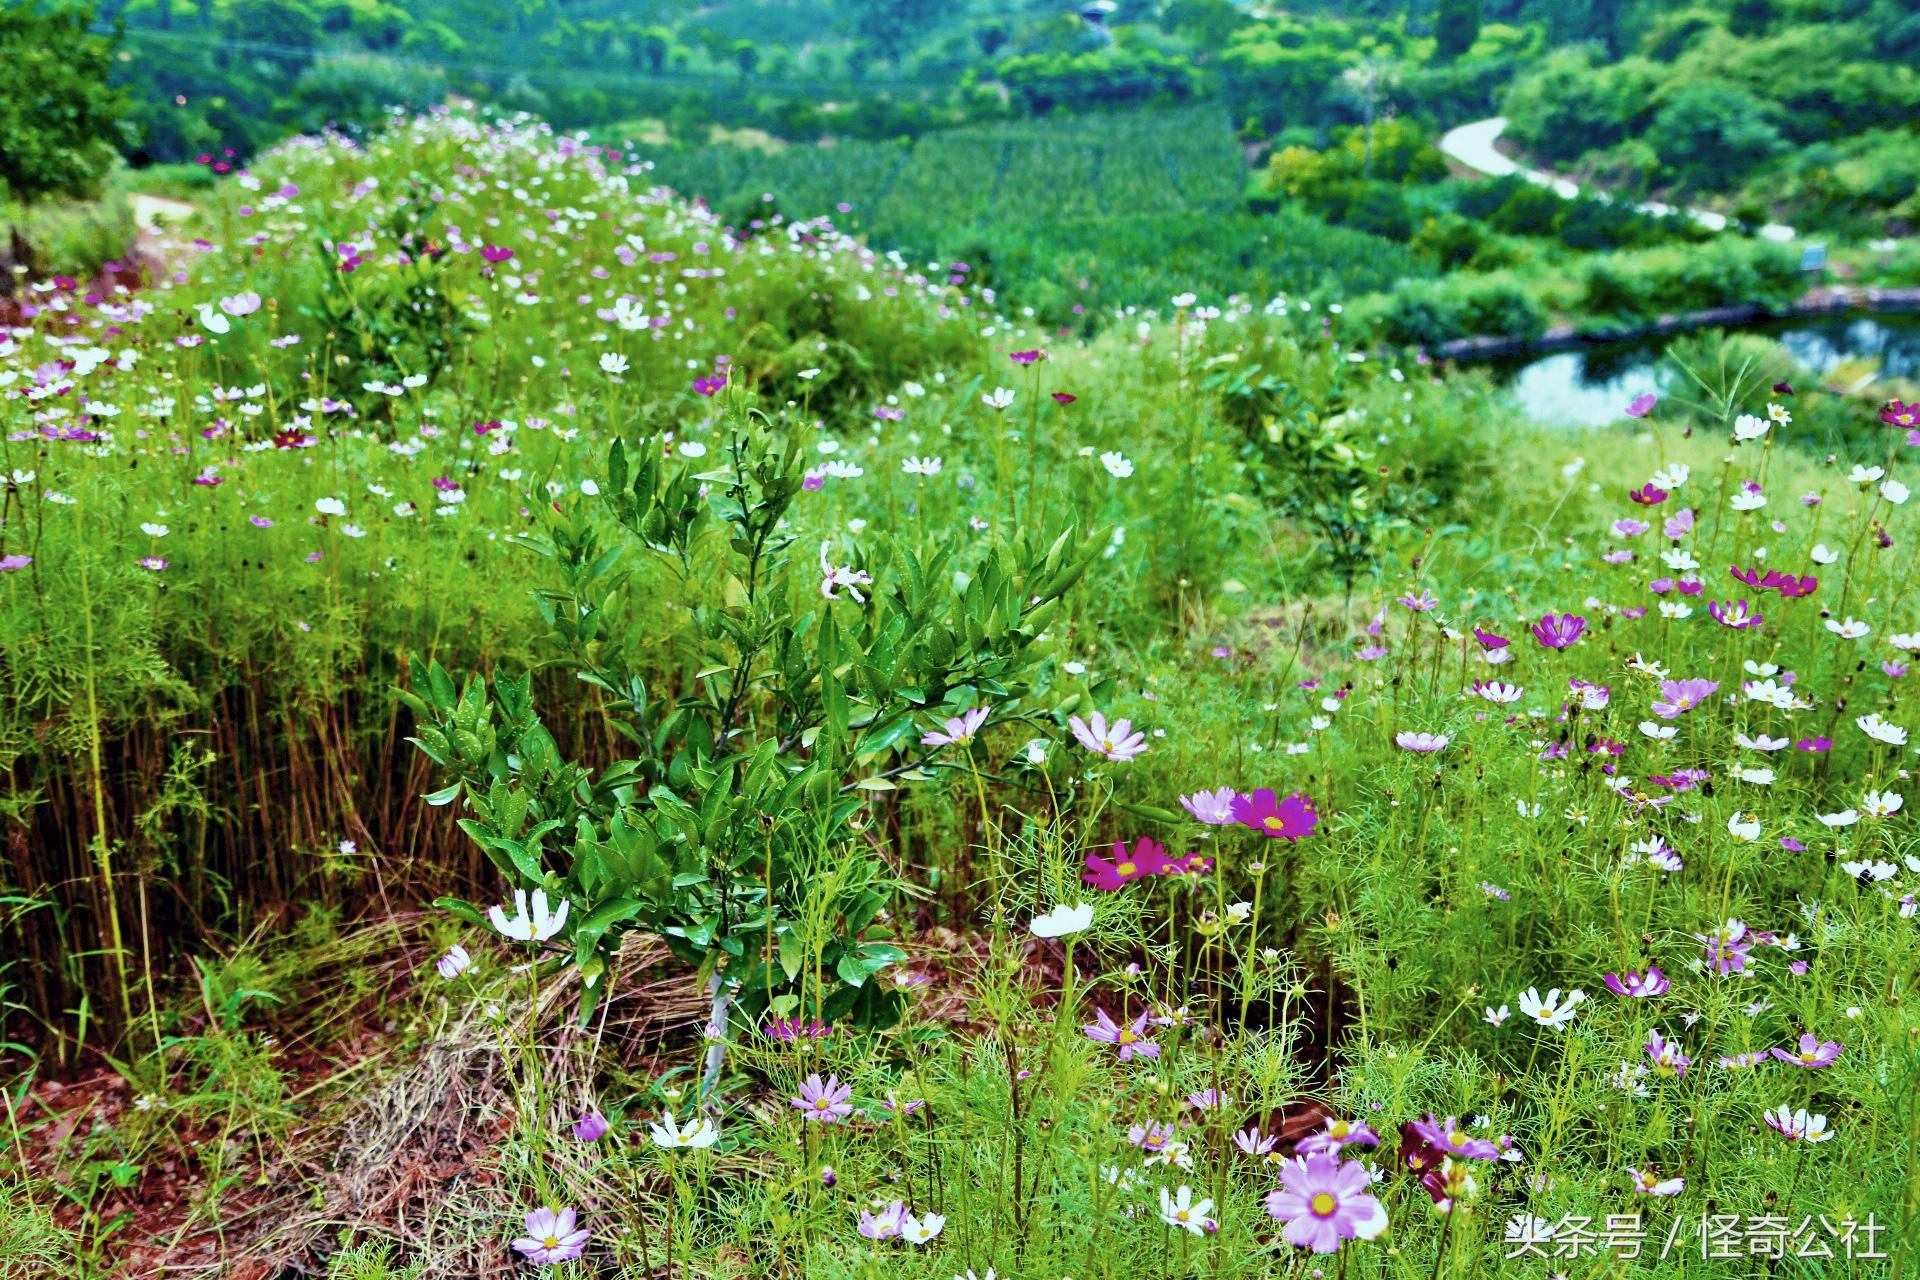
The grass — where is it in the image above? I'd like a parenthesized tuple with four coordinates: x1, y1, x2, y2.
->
(0, 107, 1915, 1277)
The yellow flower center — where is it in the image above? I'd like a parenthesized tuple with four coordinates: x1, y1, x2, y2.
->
(815, 1098, 831, 1109)
(1116, 861, 1136, 877)
(1310, 1192, 1338, 1217)
(1263, 815, 1284, 831)
(1448, 1130, 1468, 1147)
(1175, 1209, 1190, 1222)
(1330, 1121, 1351, 1138)
(543, 1236, 560, 1249)
(1117, 1029, 1138, 1045)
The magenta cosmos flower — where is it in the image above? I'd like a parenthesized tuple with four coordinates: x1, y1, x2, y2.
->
(1069, 711, 1147, 762)
(572, 1110, 610, 1142)
(1624, 392, 1658, 418)
(1082, 1008, 1159, 1060)
(512, 1206, 589, 1264)
(1603, 967, 1669, 998)
(1530, 613, 1587, 649)
(1082, 837, 1171, 890)
(1394, 731, 1450, 753)
(1265, 1152, 1389, 1253)
(1771, 1033, 1842, 1068)
(1229, 789, 1319, 839)
(1402, 1114, 1499, 1165)
(791, 1073, 854, 1122)
(921, 706, 988, 747)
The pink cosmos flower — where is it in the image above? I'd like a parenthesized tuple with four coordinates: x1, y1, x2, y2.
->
(1770, 1033, 1842, 1068)
(1179, 787, 1238, 824)
(1234, 1126, 1278, 1157)
(1394, 731, 1450, 753)
(0, 554, 30, 571)
(1229, 789, 1319, 839)
(1265, 1152, 1389, 1253)
(763, 1018, 832, 1042)
(857, 1200, 906, 1241)
(1602, 967, 1668, 998)
(1643, 1029, 1691, 1077)
(1069, 711, 1147, 762)
(1628, 1168, 1684, 1196)
(572, 1111, 610, 1142)
(921, 706, 989, 747)
(1082, 837, 1171, 890)
(512, 1206, 589, 1264)
(1697, 919, 1753, 976)
(1296, 1118, 1381, 1155)
(1624, 392, 1658, 418)
(1082, 1008, 1159, 1061)
(1650, 678, 1718, 718)
(792, 1073, 854, 1122)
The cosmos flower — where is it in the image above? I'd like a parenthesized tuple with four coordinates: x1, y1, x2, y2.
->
(1602, 968, 1668, 998)
(1517, 986, 1585, 1030)
(512, 1206, 590, 1265)
(1763, 1106, 1833, 1142)
(1082, 1008, 1160, 1061)
(1628, 1168, 1684, 1197)
(921, 706, 989, 747)
(573, 1111, 610, 1142)
(1069, 711, 1148, 762)
(1770, 1033, 1842, 1069)
(434, 945, 471, 979)
(1394, 731, 1450, 752)
(1404, 1115, 1500, 1163)
(1082, 837, 1170, 890)
(648, 1111, 720, 1149)
(1265, 1153, 1388, 1253)
(1159, 1185, 1213, 1236)
(1179, 787, 1238, 824)
(1030, 902, 1093, 938)
(1229, 789, 1319, 839)
(1296, 1118, 1380, 1155)
(489, 887, 570, 943)
(1530, 614, 1587, 649)
(792, 1073, 854, 1122)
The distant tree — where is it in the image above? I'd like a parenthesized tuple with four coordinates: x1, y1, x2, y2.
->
(0, 4, 131, 203)
(1648, 83, 1786, 189)
(846, 0, 944, 68)
(1434, 0, 1482, 61)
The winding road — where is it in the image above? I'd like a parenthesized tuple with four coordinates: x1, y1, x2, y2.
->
(1438, 116, 1796, 244)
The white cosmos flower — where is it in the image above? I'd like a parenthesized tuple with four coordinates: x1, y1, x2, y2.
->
(1810, 543, 1839, 565)
(1158, 1185, 1212, 1236)
(1029, 902, 1093, 938)
(1659, 601, 1693, 619)
(489, 887, 570, 942)
(140, 522, 169, 537)
(899, 1212, 945, 1244)
(1100, 451, 1134, 478)
(1883, 479, 1911, 505)
(648, 1111, 720, 1150)
(1517, 986, 1585, 1030)
(1733, 414, 1769, 441)
(1730, 490, 1767, 511)
(599, 353, 629, 375)
(1727, 813, 1762, 841)
(1651, 464, 1690, 488)
(983, 387, 1015, 411)
(1817, 810, 1859, 828)
(1484, 1004, 1510, 1027)
(1862, 790, 1903, 817)
(1825, 617, 1870, 639)
(1857, 713, 1908, 746)
(1849, 465, 1885, 484)
(315, 497, 346, 516)
(1639, 721, 1678, 740)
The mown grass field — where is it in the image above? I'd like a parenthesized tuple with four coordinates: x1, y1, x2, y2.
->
(0, 109, 1914, 1278)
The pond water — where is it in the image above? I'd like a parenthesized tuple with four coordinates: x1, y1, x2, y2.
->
(1494, 312, 1920, 426)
